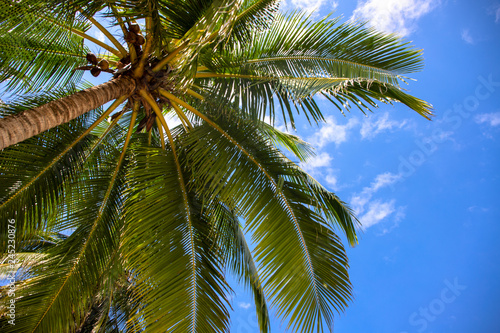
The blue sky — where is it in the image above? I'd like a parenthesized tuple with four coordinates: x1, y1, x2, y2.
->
(229, 0, 500, 332)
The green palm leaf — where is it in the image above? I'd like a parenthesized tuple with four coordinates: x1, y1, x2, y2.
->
(6, 134, 129, 333)
(123, 144, 231, 332)
(197, 12, 431, 125)
(180, 109, 354, 331)
(207, 200, 271, 332)
(0, 0, 90, 93)
(257, 120, 314, 162)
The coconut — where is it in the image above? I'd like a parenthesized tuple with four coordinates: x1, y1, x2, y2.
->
(90, 67, 101, 77)
(129, 23, 141, 33)
(98, 59, 109, 70)
(136, 34, 145, 45)
(86, 53, 98, 65)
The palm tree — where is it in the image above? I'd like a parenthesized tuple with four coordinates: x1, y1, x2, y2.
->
(0, 0, 432, 332)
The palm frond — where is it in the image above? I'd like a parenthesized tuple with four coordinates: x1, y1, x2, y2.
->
(0, 3, 432, 332)
(209, 0, 279, 48)
(257, 120, 315, 162)
(208, 201, 270, 333)
(197, 12, 432, 125)
(323, 79, 433, 119)
(122, 144, 231, 333)
(0, 0, 91, 93)
(6, 129, 130, 333)
(180, 108, 354, 331)
(209, 13, 423, 80)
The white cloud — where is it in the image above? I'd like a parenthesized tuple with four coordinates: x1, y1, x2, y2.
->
(325, 172, 339, 190)
(95, 30, 106, 43)
(494, 4, 500, 23)
(475, 112, 500, 127)
(351, 0, 438, 36)
(467, 206, 489, 213)
(307, 152, 333, 168)
(371, 172, 402, 192)
(286, 0, 327, 14)
(308, 116, 358, 148)
(238, 302, 252, 309)
(432, 130, 454, 142)
(350, 172, 402, 229)
(359, 200, 395, 229)
(379, 206, 405, 234)
(351, 193, 371, 215)
(360, 112, 408, 139)
(300, 152, 333, 175)
(461, 29, 474, 44)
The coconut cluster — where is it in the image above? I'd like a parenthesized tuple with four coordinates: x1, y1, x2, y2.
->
(78, 22, 180, 133)
(85, 53, 110, 77)
(125, 23, 145, 46)
(80, 22, 148, 77)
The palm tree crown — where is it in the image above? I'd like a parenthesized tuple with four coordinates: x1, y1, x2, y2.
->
(0, 0, 432, 332)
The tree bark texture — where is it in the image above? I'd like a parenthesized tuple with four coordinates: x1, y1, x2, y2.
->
(0, 75, 136, 149)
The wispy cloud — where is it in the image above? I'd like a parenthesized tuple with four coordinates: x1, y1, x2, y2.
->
(359, 200, 396, 228)
(461, 29, 474, 44)
(300, 152, 333, 175)
(284, 0, 327, 14)
(351, 0, 438, 36)
(492, 4, 500, 23)
(325, 170, 340, 191)
(308, 116, 358, 148)
(371, 172, 402, 192)
(351, 172, 401, 213)
(379, 206, 406, 235)
(306, 152, 333, 168)
(468, 206, 489, 213)
(475, 112, 500, 127)
(360, 112, 408, 139)
(238, 302, 252, 310)
(95, 30, 106, 43)
(351, 172, 402, 229)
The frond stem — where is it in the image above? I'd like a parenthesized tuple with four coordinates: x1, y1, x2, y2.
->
(155, 117, 165, 149)
(195, 72, 349, 82)
(245, 56, 395, 76)
(84, 112, 124, 158)
(133, 16, 153, 77)
(187, 89, 204, 101)
(45, 16, 121, 56)
(110, 6, 137, 62)
(171, 101, 193, 129)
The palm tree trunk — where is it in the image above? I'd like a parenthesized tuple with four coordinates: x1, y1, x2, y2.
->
(0, 76, 136, 150)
